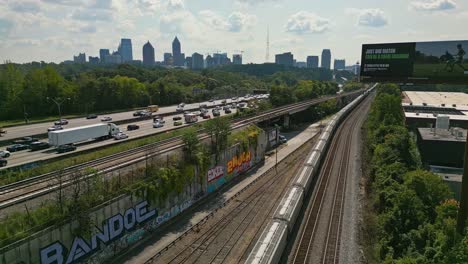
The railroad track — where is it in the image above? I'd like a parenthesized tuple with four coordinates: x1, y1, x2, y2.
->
(291, 94, 372, 264)
(145, 133, 319, 264)
(0, 90, 363, 212)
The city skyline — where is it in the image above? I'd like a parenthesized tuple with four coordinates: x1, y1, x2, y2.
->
(0, 0, 466, 64)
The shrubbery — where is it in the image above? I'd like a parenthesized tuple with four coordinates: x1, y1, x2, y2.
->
(364, 84, 468, 263)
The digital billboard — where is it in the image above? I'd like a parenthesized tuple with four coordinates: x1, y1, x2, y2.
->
(360, 40, 468, 84)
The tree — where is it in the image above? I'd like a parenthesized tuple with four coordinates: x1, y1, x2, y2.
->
(204, 117, 231, 162)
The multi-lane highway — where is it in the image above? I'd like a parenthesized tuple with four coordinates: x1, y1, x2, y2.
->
(0, 107, 239, 169)
(0, 97, 257, 142)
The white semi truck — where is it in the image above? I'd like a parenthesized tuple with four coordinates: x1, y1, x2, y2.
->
(48, 123, 121, 147)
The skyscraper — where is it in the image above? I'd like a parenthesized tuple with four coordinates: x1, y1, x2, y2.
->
(172, 36, 183, 66)
(307, 56, 319, 68)
(73, 53, 86, 63)
(118, 38, 133, 62)
(275, 52, 294, 66)
(88, 56, 99, 64)
(164, 53, 173, 65)
(233, 54, 242, 65)
(192, 52, 204, 69)
(334, 59, 346, 70)
(99, 49, 110, 63)
(321, 49, 331, 69)
(142, 41, 155, 66)
(185, 56, 192, 69)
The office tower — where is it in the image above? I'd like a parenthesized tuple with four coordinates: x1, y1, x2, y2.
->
(295, 61, 307, 68)
(321, 49, 331, 69)
(164, 52, 172, 65)
(118, 38, 133, 62)
(172, 36, 183, 66)
(192, 52, 204, 69)
(73, 53, 86, 63)
(275, 52, 294, 66)
(185, 56, 192, 69)
(88, 56, 99, 64)
(205, 55, 214, 68)
(105, 51, 122, 64)
(99, 49, 110, 63)
(233, 54, 242, 65)
(142, 41, 155, 66)
(307, 56, 319, 68)
(334, 59, 346, 70)
(213, 53, 230, 65)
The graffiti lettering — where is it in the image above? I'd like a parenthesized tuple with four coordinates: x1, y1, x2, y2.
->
(227, 151, 251, 174)
(207, 166, 224, 183)
(40, 201, 156, 264)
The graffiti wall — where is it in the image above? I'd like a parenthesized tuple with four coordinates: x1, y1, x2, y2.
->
(0, 128, 267, 264)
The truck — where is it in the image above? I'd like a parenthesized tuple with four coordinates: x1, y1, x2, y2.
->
(147, 105, 159, 113)
(48, 123, 121, 147)
(184, 113, 198, 124)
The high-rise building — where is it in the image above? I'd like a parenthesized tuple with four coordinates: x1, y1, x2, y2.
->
(213, 53, 230, 65)
(99, 49, 110, 63)
(164, 52, 172, 66)
(321, 49, 331, 69)
(275, 52, 294, 66)
(88, 56, 99, 64)
(233, 54, 242, 65)
(295, 61, 307, 68)
(73, 53, 86, 63)
(142, 41, 155, 66)
(334, 59, 346, 70)
(205, 55, 214, 68)
(118, 38, 133, 62)
(105, 51, 122, 64)
(192, 52, 204, 69)
(307, 56, 319, 68)
(185, 56, 192, 69)
(172, 36, 183, 66)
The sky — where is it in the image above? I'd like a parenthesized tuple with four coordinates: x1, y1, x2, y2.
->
(0, 0, 467, 65)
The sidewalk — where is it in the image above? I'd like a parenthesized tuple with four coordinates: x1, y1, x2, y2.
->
(122, 120, 325, 264)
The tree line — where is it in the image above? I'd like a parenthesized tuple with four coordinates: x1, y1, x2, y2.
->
(0, 62, 338, 121)
(364, 84, 467, 263)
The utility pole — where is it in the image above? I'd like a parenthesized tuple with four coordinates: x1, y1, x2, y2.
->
(457, 131, 468, 234)
(47, 97, 71, 123)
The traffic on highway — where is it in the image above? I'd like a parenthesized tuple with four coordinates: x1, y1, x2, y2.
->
(0, 96, 270, 169)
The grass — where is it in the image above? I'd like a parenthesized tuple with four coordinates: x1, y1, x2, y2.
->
(0, 115, 80, 128)
(413, 63, 468, 80)
(0, 124, 201, 186)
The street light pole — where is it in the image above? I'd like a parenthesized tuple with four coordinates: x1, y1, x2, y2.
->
(274, 124, 279, 174)
(47, 97, 71, 123)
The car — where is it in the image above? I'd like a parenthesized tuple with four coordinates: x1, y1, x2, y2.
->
(153, 122, 164, 128)
(114, 132, 128, 140)
(231, 104, 237, 109)
(221, 99, 227, 104)
(173, 116, 182, 121)
(0, 158, 7, 167)
(200, 104, 208, 109)
(212, 110, 221, 117)
(86, 114, 98, 119)
(101, 116, 112, 122)
(176, 107, 184, 112)
(183, 111, 190, 116)
(202, 114, 211, 119)
(140, 111, 152, 117)
(179, 103, 185, 107)
(0, 150, 11, 158)
(153, 117, 165, 124)
(208, 99, 214, 102)
(48, 125, 63, 132)
(225, 109, 232, 114)
(223, 106, 230, 111)
(13, 137, 38, 145)
(174, 121, 183, 126)
(279, 135, 288, 144)
(133, 110, 144, 117)
(30, 142, 50, 151)
(54, 119, 69, 125)
(127, 124, 140, 131)
(6, 144, 29, 152)
(57, 144, 76, 153)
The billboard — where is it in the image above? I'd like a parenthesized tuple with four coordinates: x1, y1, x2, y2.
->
(360, 40, 468, 84)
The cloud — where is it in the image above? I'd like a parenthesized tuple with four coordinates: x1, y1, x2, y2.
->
(271, 37, 304, 48)
(285, 11, 330, 34)
(135, 0, 161, 13)
(167, 0, 184, 11)
(199, 10, 255, 32)
(71, 9, 113, 21)
(410, 0, 457, 11)
(227, 12, 256, 32)
(9, 1, 41, 13)
(41, 0, 82, 5)
(355, 9, 388, 27)
(80, 24, 96, 33)
(0, 19, 13, 38)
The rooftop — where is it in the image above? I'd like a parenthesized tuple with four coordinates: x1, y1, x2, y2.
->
(418, 127, 467, 142)
(403, 91, 468, 109)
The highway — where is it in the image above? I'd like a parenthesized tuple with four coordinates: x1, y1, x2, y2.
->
(0, 97, 256, 142)
(0, 108, 238, 170)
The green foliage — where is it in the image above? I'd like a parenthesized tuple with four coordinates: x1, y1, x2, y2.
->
(342, 81, 365, 92)
(204, 117, 231, 162)
(269, 80, 339, 107)
(228, 125, 261, 152)
(363, 84, 463, 263)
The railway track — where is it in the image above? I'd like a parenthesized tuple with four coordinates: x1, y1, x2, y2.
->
(290, 94, 372, 264)
(145, 133, 319, 264)
(0, 90, 363, 212)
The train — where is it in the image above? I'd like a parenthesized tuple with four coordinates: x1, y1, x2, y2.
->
(245, 84, 376, 264)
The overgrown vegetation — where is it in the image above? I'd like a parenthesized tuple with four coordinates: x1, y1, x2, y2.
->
(363, 83, 468, 263)
(269, 80, 339, 107)
(0, 62, 343, 122)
